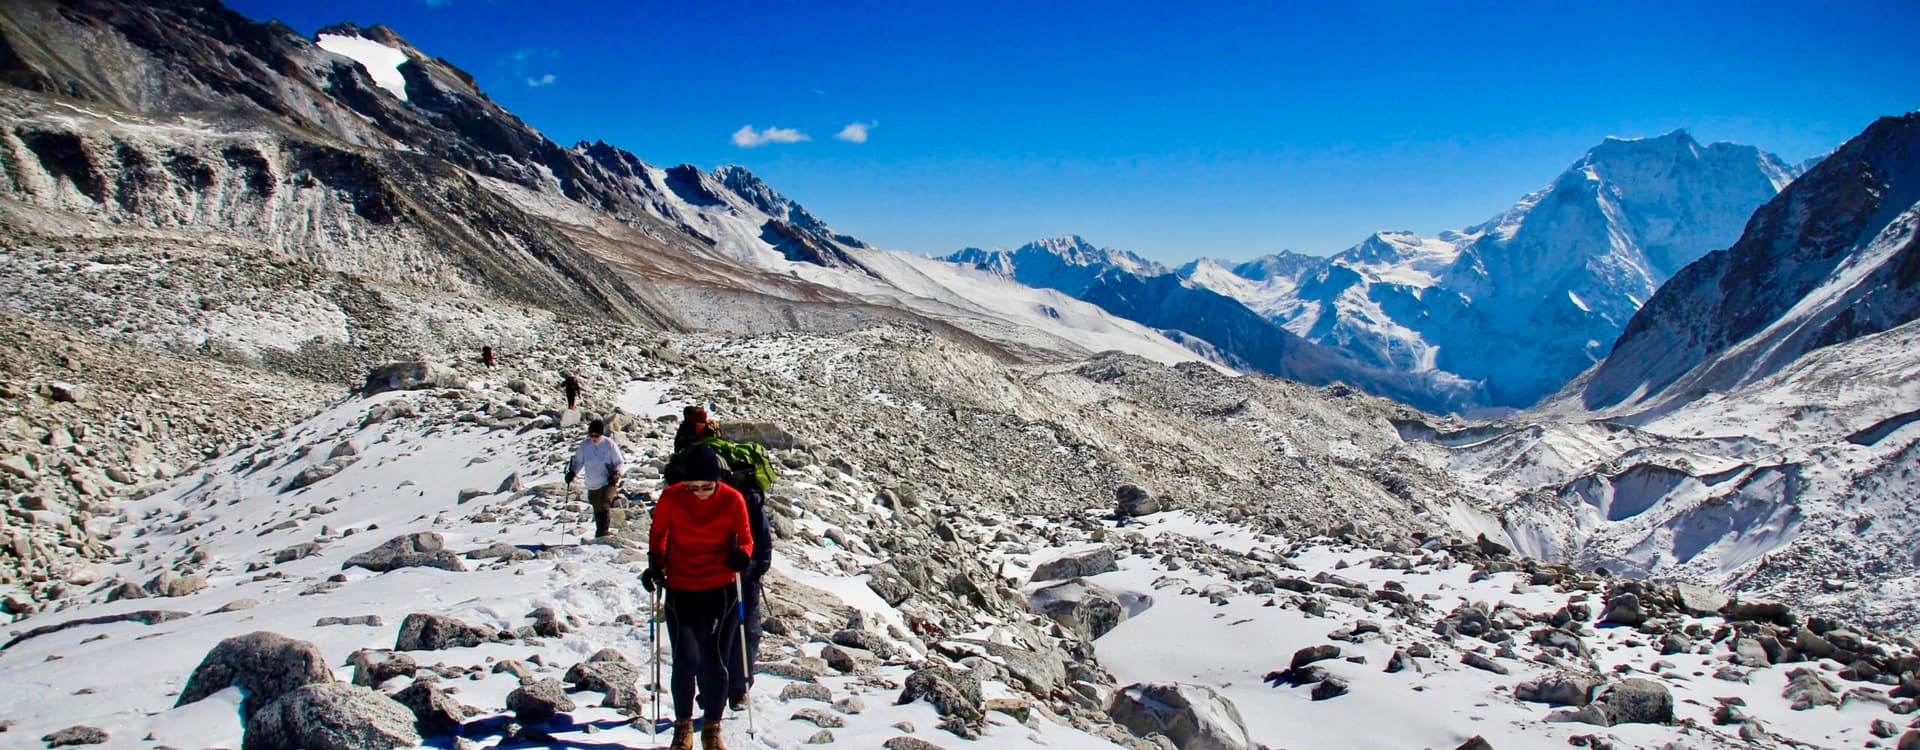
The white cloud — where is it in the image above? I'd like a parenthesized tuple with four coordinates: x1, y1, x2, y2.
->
(525, 73, 556, 87)
(732, 125, 811, 148)
(835, 122, 875, 144)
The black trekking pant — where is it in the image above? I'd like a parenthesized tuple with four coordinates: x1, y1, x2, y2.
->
(587, 484, 616, 538)
(727, 575, 763, 697)
(664, 585, 740, 723)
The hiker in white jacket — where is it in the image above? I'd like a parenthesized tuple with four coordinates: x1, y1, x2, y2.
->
(564, 418, 625, 538)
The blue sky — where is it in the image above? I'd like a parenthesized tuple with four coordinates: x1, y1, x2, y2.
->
(229, 0, 1920, 263)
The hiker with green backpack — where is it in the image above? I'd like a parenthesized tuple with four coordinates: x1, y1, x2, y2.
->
(664, 409, 775, 711)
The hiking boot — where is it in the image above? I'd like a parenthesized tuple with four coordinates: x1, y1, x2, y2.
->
(728, 692, 747, 711)
(701, 720, 725, 750)
(669, 720, 695, 750)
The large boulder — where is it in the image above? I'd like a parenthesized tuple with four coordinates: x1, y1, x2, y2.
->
(1516, 672, 1602, 707)
(950, 639, 1066, 697)
(1673, 583, 1730, 616)
(1726, 599, 1794, 626)
(348, 649, 417, 687)
(565, 651, 642, 708)
(242, 683, 420, 750)
(1592, 678, 1673, 725)
(285, 458, 357, 492)
(506, 678, 577, 723)
(146, 570, 208, 598)
(1114, 485, 1162, 517)
(363, 362, 465, 395)
(176, 632, 334, 717)
(395, 613, 500, 651)
(344, 533, 465, 573)
(1029, 578, 1128, 639)
(1783, 667, 1840, 710)
(1031, 546, 1118, 583)
(1107, 682, 1251, 750)
(898, 665, 984, 722)
(392, 679, 468, 737)
(1599, 593, 1647, 627)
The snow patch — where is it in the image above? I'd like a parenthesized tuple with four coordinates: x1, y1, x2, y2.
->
(317, 34, 410, 101)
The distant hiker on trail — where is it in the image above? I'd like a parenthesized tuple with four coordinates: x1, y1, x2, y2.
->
(560, 373, 581, 410)
(482, 345, 495, 368)
(673, 405, 719, 452)
(642, 445, 752, 750)
(564, 419, 624, 539)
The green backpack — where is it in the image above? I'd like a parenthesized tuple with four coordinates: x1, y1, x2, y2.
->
(692, 436, 777, 492)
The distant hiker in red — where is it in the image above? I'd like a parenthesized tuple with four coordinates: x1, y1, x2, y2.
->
(564, 419, 624, 539)
(673, 404, 718, 452)
(559, 373, 581, 410)
(642, 445, 752, 750)
(482, 345, 495, 368)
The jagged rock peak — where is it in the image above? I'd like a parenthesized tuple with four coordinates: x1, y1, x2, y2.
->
(1017, 236, 1167, 275)
(1224, 250, 1321, 282)
(711, 164, 869, 249)
(713, 164, 788, 214)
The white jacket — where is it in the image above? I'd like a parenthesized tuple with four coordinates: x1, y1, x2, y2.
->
(568, 435, 625, 490)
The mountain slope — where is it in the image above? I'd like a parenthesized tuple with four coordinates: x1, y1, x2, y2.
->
(1399, 113, 1920, 630)
(1575, 113, 1920, 415)
(0, 0, 1210, 378)
(1184, 132, 1798, 411)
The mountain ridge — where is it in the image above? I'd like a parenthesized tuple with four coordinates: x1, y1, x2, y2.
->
(1175, 130, 1800, 412)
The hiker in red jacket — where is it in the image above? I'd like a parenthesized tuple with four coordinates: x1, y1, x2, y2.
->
(642, 445, 752, 750)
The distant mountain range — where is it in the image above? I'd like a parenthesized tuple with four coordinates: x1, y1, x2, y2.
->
(958, 132, 1801, 413)
(1427, 111, 1920, 628)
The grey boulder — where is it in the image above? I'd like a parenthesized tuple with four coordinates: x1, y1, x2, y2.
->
(506, 678, 576, 723)
(242, 683, 420, 750)
(363, 362, 465, 395)
(1031, 546, 1118, 582)
(1107, 682, 1251, 750)
(395, 613, 500, 651)
(1515, 672, 1601, 707)
(1593, 678, 1674, 725)
(1028, 578, 1128, 639)
(345, 533, 465, 573)
(176, 631, 334, 717)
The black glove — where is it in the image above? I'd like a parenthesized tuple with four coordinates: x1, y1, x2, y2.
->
(749, 559, 770, 581)
(726, 548, 751, 572)
(564, 470, 577, 486)
(640, 567, 664, 592)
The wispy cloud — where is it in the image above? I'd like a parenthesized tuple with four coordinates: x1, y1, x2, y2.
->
(526, 73, 556, 87)
(836, 122, 875, 144)
(732, 125, 811, 148)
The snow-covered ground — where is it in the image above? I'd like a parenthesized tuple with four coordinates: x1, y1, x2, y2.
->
(4, 376, 1914, 749)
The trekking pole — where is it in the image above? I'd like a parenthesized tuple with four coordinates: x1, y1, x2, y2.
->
(735, 575, 755, 738)
(650, 587, 662, 743)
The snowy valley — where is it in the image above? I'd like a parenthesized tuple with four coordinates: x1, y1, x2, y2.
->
(0, 2, 1918, 750)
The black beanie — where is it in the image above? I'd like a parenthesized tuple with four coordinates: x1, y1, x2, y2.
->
(689, 445, 725, 482)
(588, 419, 606, 436)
